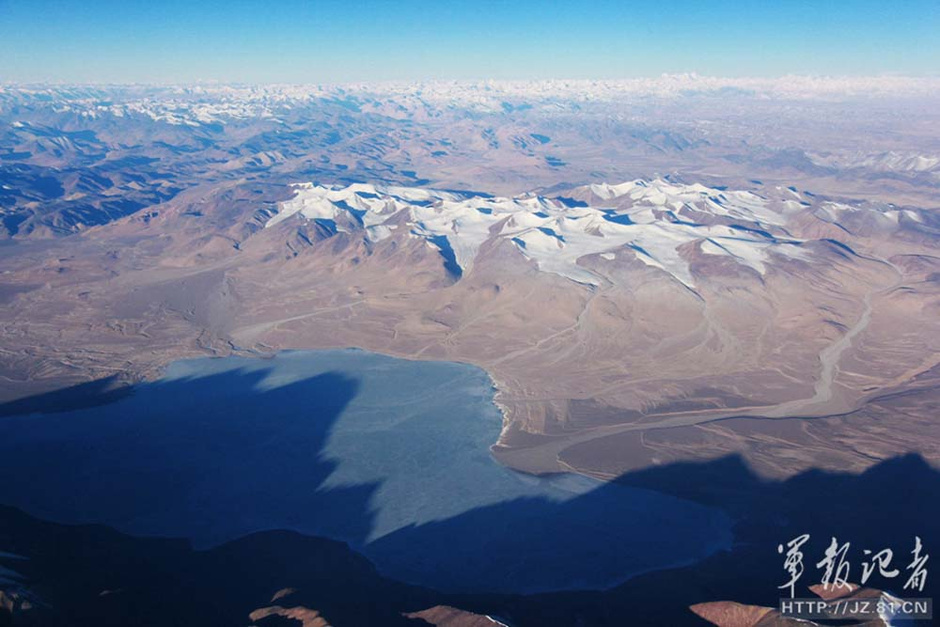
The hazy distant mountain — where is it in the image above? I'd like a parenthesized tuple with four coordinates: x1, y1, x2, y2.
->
(3, 80, 939, 239)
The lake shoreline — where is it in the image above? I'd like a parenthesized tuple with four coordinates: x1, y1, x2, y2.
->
(0, 347, 734, 595)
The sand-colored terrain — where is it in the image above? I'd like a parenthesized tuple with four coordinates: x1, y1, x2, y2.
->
(3, 82, 940, 483)
(2, 175, 939, 483)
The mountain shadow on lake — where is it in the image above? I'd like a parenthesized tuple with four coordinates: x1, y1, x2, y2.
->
(0, 366, 378, 549)
(2, 452, 938, 626)
(0, 350, 730, 595)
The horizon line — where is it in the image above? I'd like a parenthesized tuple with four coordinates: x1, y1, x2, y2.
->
(3, 73, 940, 89)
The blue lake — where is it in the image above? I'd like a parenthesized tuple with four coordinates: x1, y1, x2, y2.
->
(0, 349, 732, 594)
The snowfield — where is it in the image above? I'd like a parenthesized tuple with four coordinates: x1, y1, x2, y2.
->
(266, 179, 813, 287)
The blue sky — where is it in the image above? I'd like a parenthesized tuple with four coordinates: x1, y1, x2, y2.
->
(0, 0, 937, 83)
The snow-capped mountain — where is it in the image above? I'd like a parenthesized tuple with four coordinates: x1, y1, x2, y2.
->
(809, 150, 940, 175)
(264, 180, 817, 288)
(3, 80, 938, 239)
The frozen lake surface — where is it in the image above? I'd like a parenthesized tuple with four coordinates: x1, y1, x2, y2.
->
(0, 349, 731, 593)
